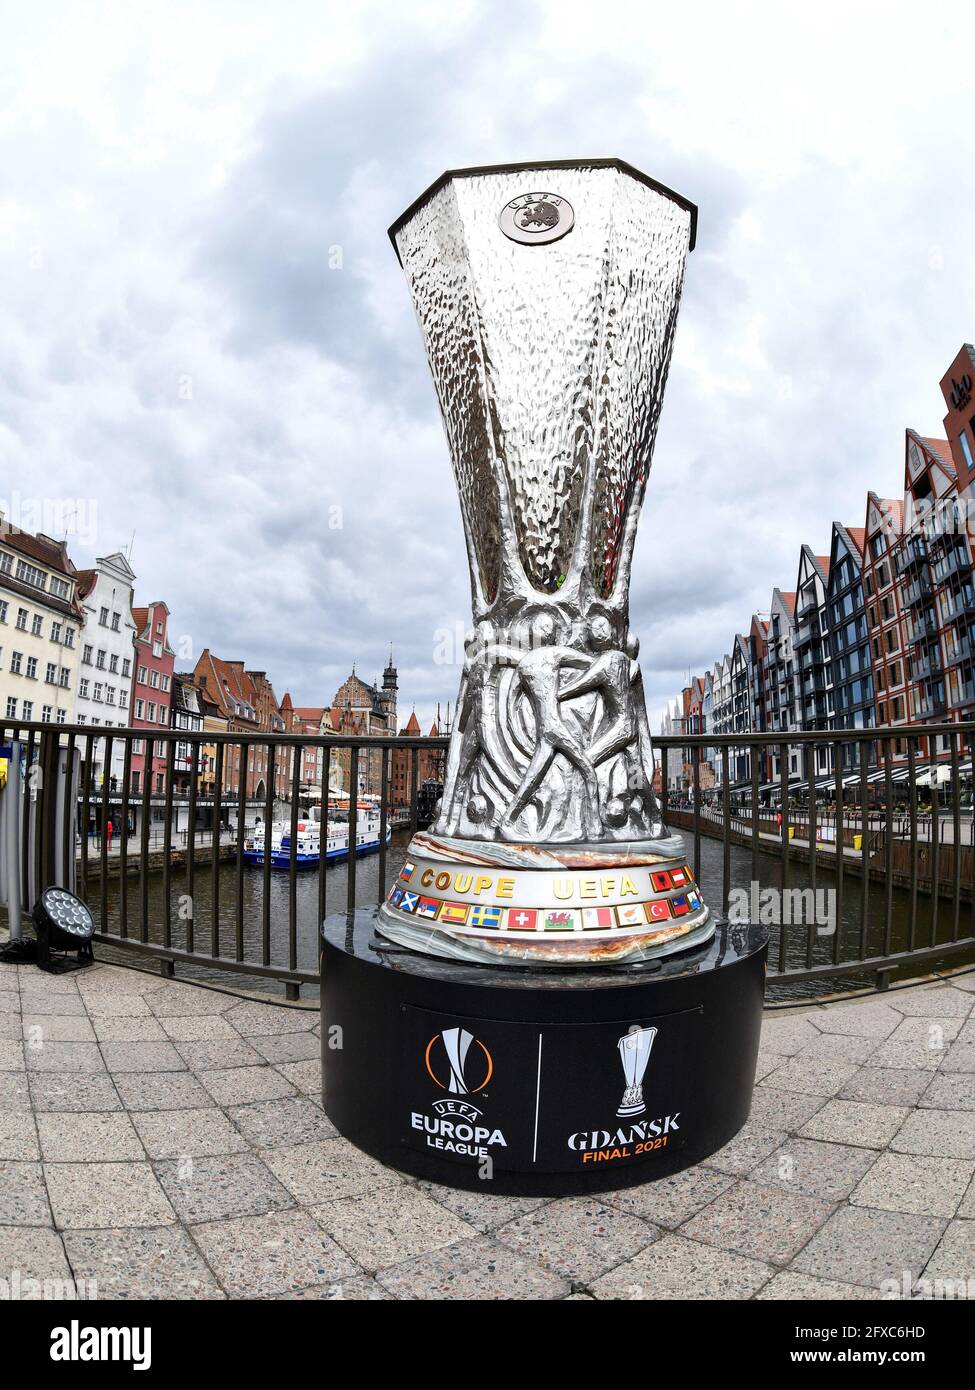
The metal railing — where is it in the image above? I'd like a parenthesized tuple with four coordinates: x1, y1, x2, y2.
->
(660, 723, 975, 991)
(2, 720, 973, 999)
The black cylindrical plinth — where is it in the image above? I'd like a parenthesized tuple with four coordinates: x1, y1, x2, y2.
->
(321, 911, 767, 1196)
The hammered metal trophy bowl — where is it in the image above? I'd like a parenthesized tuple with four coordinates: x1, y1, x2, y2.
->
(379, 159, 714, 968)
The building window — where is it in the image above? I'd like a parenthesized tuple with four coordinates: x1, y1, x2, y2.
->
(56, 709, 65, 725)
(25, 656, 37, 679)
(122, 658, 131, 678)
(119, 690, 128, 709)
(131, 771, 140, 794)
(138, 665, 147, 684)
(15, 560, 46, 590)
(49, 577, 69, 600)
(109, 654, 119, 674)
(0, 554, 9, 575)
(31, 614, 42, 636)
(51, 622, 62, 643)
(58, 668, 69, 688)
(99, 607, 109, 626)
(10, 652, 22, 674)
(96, 650, 106, 669)
(0, 601, 6, 623)
(111, 612, 121, 631)
(960, 430, 975, 473)
(83, 645, 93, 665)
(16, 608, 27, 631)
(45, 662, 56, 683)
(148, 702, 156, 721)
(41, 705, 52, 722)
(150, 669, 159, 689)
(135, 699, 144, 719)
(161, 674, 170, 692)
(79, 679, 90, 699)
(93, 684, 103, 702)
(22, 700, 32, 720)
(63, 627, 75, 648)
(152, 640, 162, 658)
(5, 697, 15, 719)
(105, 686, 115, 705)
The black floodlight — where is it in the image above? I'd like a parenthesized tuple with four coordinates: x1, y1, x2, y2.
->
(31, 887, 95, 973)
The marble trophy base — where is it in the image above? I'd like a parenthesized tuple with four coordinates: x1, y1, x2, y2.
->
(321, 911, 768, 1196)
(376, 829, 716, 967)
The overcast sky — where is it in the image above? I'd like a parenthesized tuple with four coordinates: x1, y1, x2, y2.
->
(2, 2, 973, 732)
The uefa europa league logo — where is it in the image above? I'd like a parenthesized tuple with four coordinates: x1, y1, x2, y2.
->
(617, 1027, 657, 1117)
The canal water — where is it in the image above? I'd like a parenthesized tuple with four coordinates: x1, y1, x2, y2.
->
(87, 829, 974, 1002)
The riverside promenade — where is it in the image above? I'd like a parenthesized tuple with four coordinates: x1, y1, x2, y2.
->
(1, 955, 974, 1300)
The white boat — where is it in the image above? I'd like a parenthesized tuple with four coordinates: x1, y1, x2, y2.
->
(243, 797, 388, 868)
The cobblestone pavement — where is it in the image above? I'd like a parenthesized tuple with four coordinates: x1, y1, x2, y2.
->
(1, 958, 973, 1300)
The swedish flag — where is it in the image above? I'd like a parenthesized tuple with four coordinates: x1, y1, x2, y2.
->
(468, 904, 502, 929)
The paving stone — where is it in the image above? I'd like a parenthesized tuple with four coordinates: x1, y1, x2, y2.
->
(226, 1097, 337, 1149)
(0, 1073, 31, 1111)
(64, 1226, 224, 1299)
(0, 1161, 51, 1225)
(262, 1137, 402, 1204)
(960, 1177, 975, 1219)
(793, 1204, 945, 1288)
(77, 967, 167, 997)
(865, 1040, 945, 1071)
(680, 1179, 833, 1265)
(312, 1186, 479, 1272)
(154, 1151, 295, 1223)
(14, 991, 87, 1016)
(131, 1107, 247, 1160)
(0, 1041, 25, 1072)
(809, 1001, 902, 1038)
(760, 1016, 821, 1056)
(251, 1033, 320, 1064)
(891, 1109, 975, 1160)
(798, 1099, 909, 1149)
(159, 1014, 241, 1042)
(0, 1226, 74, 1293)
(83, 993, 153, 1018)
(264, 1274, 391, 1299)
(191, 1208, 357, 1297)
(950, 974, 975, 993)
(36, 1111, 143, 1162)
(750, 1137, 877, 1202)
(748, 1086, 828, 1132)
(45, 1161, 175, 1229)
(888, 986, 973, 1017)
(19, 972, 79, 996)
(99, 1040, 186, 1073)
(113, 1071, 212, 1112)
(940, 1043, 975, 1074)
(850, 1152, 975, 1218)
(888, 1015, 964, 1046)
(24, 1041, 102, 1074)
(28, 1072, 121, 1112)
(0, 1112, 38, 1161)
(590, 1231, 771, 1300)
(147, 985, 238, 1017)
(415, 1181, 549, 1232)
(0, 992, 20, 1015)
(838, 1068, 935, 1107)
(174, 1039, 263, 1072)
(273, 1059, 321, 1095)
(704, 1123, 788, 1176)
(92, 1017, 168, 1042)
(919, 1073, 975, 1111)
(922, 1219, 975, 1289)
(796, 1033, 881, 1064)
(755, 1271, 875, 1300)
(377, 1234, 568, 1300)
(759, 1056, 860, 1096)
(22, 1014, 95, 1043)
(607, 1164, 737, 1227)
(0, 1014, 23, 1040)
(226, 1002, 318, 1036)
(752, 1050, 784, 1082)
(495, 1196, 659, 1282)
(197, 1066, 295, 1107)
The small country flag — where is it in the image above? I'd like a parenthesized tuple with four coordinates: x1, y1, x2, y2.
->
(440, 901, 470, 925)
(469, 904, 502, 929)
(507, 908, 538, 931)
(670, 865, 690, 888)
(388, 885, 405, 908)
(399, 891, 419, 914)
(415, 897, 440, 919)
(687, 889, 703, 911)
(400, 861, 416, 882)
(650, 870, 673, 892)
(582, 907, 613, 930)
(669, 895, 691, 917)
(645, 900, 671, 923)
(543, 909, 577, 931)
(615, 903, 646, 928)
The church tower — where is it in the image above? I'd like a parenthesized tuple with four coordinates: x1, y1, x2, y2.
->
(381, 645, 398, 734)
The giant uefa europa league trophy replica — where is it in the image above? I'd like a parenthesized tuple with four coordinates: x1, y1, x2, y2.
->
(378, 160, 712, 967)
(321, 162, 768, 1196)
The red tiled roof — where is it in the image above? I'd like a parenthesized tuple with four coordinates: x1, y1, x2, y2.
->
(401, 711, 422, 736)
(779, 590, 796, 614)
(922, 437, 955, 474)
(845, 526, 866, 554)
(0, 524, 74, 576)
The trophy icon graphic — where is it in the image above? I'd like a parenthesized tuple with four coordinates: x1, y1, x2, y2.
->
(617, 1027, 657, 1117)
(380, 159, 714, 966)
(441, 1027, 473, 1095)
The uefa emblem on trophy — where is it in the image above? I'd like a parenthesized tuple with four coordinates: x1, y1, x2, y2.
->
(380, 159, 714, 966)
(617, 1027, 657, 1117)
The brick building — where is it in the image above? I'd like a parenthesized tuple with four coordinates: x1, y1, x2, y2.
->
(129, 602, 175, 796)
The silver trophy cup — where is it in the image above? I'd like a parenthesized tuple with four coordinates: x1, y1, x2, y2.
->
(617, 1027, 658, 1117)
(380, 160, 714, 967)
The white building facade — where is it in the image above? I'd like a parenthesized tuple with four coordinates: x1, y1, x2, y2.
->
(74, 552, 137, 790)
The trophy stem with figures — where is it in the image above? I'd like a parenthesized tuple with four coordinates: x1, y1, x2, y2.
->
(321, 161, 768, 1196)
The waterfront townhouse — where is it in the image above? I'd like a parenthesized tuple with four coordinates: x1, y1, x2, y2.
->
(73, 551, 137, 791)
(826, 523, 874, 773)
(0, 519, 82, 728)
(793, 546, 834, 778)
(864, 494, 913, 767)
(129, 602, 175, 799)
(761, 588, 802, 788)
